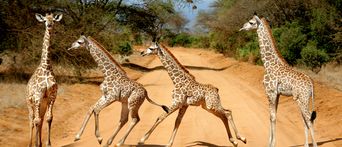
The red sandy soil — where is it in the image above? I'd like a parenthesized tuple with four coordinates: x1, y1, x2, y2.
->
(0, 47, 341, 147)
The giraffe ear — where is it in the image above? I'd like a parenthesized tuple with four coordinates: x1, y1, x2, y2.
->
(254, 15, 262, 25)
(253, 12, 257, 16)
(54, 13, 63, 22)
(35, 13, 45, 22)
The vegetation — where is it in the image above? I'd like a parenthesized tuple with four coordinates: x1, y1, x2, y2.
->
(195, 0, 341, 70)
(0, 0, 340, 79)
(0, 0, 193, 75)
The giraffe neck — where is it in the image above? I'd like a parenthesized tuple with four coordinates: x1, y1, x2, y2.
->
(257, 18, 288, 72)
(39, 28, 52, 69)
(157, 45, 195, 85)
(86, 37, 126, 78)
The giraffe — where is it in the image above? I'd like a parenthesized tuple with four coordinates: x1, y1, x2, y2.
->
(67, 35, 168, 146)
(139, 43, 246, 147)
(26, 13, 62, 147)
(239, 14, 317, 147)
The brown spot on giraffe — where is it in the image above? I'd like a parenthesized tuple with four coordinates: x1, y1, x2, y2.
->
(67, 35, 168, 146)
(240, 14, 317, 147)
(140, 43, 246, 147)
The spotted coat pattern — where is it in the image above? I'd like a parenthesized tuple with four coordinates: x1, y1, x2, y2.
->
(71, 36, 166, 146)
(240, 15, 317, 147)
(26, 13, 61, 147)
(139, 43, 246, 147)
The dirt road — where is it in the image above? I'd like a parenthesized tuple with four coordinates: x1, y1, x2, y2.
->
(0, 47, 341, 147)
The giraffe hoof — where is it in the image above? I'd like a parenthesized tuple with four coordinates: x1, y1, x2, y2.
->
(105, 140, 113, 146)
(74, 136, 80, 142)
(229, 139, 238, 147)
(97, 137, 103, 144)
(239, 137, 247, 144)
(138, 139, 145, 144)
(233, 142, 238, 147)
(116, 142, 123, 146)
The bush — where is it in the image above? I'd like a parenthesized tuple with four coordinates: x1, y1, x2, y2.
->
(190, 36, 210, 48)
(212, 42, 227, 53)
(237, 39, 261, 64)
(116, 42, 133, 56)
(299, 41, 330, 70)
(170, 33, 193, 47)
(272, 21, 307, 65)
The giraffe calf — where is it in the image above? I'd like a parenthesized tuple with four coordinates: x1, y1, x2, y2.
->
(26, 13, 62, 147)
(139, 42, 246, 147)
(68, 35, 168, 146)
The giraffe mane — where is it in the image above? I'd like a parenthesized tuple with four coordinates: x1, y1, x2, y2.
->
(87, 36, 127, 74)
(260, 18, 288, 65)
(160, 44, 195, 79)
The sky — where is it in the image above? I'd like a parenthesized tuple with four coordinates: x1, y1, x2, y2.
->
(125, 0, 215, 31)
(179, 0, 214, 30)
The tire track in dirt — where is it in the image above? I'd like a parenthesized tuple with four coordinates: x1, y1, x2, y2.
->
(1, 47, 340, 147)
(53, 47, 340, 147)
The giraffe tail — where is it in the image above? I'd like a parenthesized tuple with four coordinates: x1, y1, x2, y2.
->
(310, 111, 317, 122)
(310, 84, 317, 123)
(146, 96, 169, 113)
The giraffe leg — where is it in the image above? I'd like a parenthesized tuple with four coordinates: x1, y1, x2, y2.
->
(139, 105, 179, 144)
(166, 106, 188, 147)
(45, 100, 55, 147)
(74, 106, 94, 142)
(35, 120, 43, 147)
(74, 95, 113, 143)
(308, 122, 317, 147)
(93, 96, 113, 144)
(268, 94, 279, 147)
(105, 103, 129, 146)
(302, 117, 309, 147)
(46, 89, 57, 147)
(116, 106, 141, 146)
(27, 104, 34, 147)
(206, 107, 238, 147)
(225, 108, 247, 144)
(299, 102, 317, 147)
(33, 104, 41, 147)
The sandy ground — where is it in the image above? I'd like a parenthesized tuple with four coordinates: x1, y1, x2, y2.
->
(0, 47, 341, 147)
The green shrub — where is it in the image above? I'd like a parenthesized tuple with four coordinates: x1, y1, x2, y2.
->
(237, 39, 261, 64)
(170, 33, 193, 47)
(116, 42, 133, 56)
(299, 41, 329, 70)
(212, 42, 227, 53)
(190, 36, 210, 48)
(272, 21, 307, 65)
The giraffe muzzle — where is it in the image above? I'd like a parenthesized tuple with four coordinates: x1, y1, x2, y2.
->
(140, 51, 147, 56)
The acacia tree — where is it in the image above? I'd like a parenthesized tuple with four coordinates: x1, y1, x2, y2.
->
(0, 0, 192, 76)
(115, 0, 189, 42)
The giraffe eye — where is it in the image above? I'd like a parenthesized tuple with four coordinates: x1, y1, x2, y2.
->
(249, 22, 253, 25)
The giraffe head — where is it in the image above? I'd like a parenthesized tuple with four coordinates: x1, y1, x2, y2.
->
(68, 35, 88, 50)
(141, 42, 159, 56)
(239, 14, 262, 31)
(35, 13, 63, 30)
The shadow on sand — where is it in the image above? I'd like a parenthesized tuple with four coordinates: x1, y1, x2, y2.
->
(61, 141, 232, 147)
(61, 142, 165, 147)
(122, 62, 234, 72)
(290, 137, 342, 147)
(186, 141, 231, 147)
(0, 63, 235, 84)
